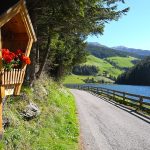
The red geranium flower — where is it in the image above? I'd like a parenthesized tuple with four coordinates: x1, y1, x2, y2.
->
(15, 49, 23, 56)
(3, 54, 13, 63)
(2, 49, 15, 63)
(1, 48, 31, 70)
(2, 49, 10, 56)
(21, 55, 31, 64)
(9, 52, 16, 59)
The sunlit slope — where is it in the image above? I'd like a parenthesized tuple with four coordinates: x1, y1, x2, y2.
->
(63, 74, 113, 84)
(64, 55, 138, 84)
(84, 55, 122, 77)
(106, 56, 138, 69)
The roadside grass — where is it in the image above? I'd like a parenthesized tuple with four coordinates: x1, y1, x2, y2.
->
(106, 56, 138, 69)
(0, 74, 79, 150)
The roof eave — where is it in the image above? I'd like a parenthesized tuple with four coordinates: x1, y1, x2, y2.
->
(0, 0, 37, 42)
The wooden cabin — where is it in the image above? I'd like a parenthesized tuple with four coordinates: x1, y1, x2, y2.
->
(0, 0, 36, 136)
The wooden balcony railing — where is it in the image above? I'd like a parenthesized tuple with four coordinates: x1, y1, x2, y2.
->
(0, 69, 25, 85)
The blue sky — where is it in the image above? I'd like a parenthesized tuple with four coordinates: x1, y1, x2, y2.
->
(87, 0, 150, 50)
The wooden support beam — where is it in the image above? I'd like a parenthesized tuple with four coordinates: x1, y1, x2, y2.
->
(0, 85, 5, 140)
(0, 28, 2, 69)
(14, 84, 22, 95)
(0, 86, 5, 98)
(0, 97, 3, 139)
(25, 39, 33, 57)
(0, 28, 4, 137)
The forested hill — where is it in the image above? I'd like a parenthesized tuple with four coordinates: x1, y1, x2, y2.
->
(86, 43, 144, 59)
(116, 56, 150, 85)
(65, 42, 141, 84)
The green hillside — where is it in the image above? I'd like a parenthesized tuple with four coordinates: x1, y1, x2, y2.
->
(64, 74, 113, 84)
(64, 42, 140, 84)
(106, 56, 138, 69)
(64, 54, 138, 84)
(84, 55, 122, 77)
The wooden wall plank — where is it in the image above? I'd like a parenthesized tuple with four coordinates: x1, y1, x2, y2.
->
(2, 69, 4, 85)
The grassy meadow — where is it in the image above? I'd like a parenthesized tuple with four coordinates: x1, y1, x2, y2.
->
(63, 74, 114, 84)
(64, 55, 138, 84)
(85, 55, 122, 77)
(106, 56, 138, 69)
(1, 75, 79, 150)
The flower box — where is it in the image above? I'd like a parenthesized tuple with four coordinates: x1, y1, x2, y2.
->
(1, 69, 25, 85)
(0, 69, 25, 96)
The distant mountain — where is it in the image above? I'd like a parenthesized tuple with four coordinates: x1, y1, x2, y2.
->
(86, 43, 141, 59)
(112, 46, 150, 57)
(87, 42, 108, 48)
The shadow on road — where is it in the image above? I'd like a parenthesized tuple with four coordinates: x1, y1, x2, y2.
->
(88, 91, 150, 124)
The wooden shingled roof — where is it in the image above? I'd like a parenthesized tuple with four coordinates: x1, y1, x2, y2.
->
(0, 0, 20, 16)
(0, 0, 36, 43)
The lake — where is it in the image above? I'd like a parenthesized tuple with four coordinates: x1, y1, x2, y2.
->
(84, 84, 150, 102)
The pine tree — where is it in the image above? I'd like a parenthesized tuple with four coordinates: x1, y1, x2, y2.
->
(25, 0, 129, 83)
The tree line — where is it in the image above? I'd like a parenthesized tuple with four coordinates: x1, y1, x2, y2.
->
(116, 56, 150, 85)
(72, 65, 99, 76)
(25, 0, 129, 85)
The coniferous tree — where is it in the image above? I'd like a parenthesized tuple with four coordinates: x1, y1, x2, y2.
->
(116, 56, 150, 85)
(25, 0, 129, 83)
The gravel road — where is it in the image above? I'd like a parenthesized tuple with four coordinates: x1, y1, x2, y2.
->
(71, 89, 150, 150)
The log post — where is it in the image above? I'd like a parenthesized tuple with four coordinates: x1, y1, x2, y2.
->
(113, 91, 115, 100)
(96, 87, 99, 94)
(139, 96, 143, 110)
(0, 97, 2, 138)
(78, 85, 79, 89)
(123, 93, 125, 101)
(0, 28, 4, 137)
(107, 89, 109, 98)
(101, 89, 103, 95)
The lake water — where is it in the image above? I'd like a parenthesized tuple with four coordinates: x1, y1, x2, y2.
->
(84, 84, 150, 102)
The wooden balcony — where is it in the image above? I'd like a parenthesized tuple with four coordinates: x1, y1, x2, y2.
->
(1, 69, 25, 85)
